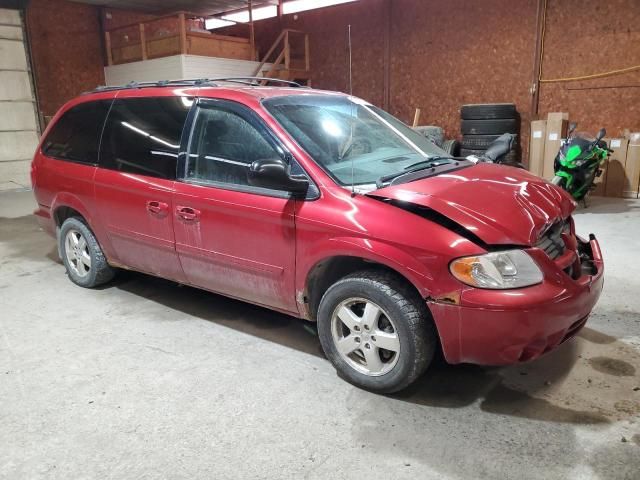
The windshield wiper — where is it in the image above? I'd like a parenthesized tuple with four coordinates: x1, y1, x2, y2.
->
(403, 156, 457, 169)
(376, 156, 456, 186)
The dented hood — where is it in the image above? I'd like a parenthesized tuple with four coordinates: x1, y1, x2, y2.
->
(368, 163, 575, 246)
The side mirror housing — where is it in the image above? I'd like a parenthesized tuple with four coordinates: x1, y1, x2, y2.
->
(568, 122, 578, 135)
(596, 128, 606, 141)
(248, 157, 309, 196)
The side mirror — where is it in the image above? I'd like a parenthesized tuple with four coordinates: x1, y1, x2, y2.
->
(596, 128, 606, 141)
(568, 122, 578, 135)
(248, 157, 309, 196)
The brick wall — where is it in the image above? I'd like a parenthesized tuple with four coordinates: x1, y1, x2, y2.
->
(25, 0, 640, 141)
(26, 0, 105, 120)
(537, 0, 640, 136)
(247, 0, 640, 156)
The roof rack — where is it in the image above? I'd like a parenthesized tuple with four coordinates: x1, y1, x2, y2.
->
(90, 79, 203, 93)
(208, 77, 306, 88)
(88, 77, 307, 94)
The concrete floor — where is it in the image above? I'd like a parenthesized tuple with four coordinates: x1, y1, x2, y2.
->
(1, 190, 639, 480)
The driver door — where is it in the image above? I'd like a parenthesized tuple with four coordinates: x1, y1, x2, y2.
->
(172, 99, 299, 313)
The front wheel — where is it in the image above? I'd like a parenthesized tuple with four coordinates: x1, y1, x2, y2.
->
(317, 270, 437, 393)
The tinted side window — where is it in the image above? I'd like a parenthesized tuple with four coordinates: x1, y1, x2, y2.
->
(100, 97, 191, 179)
(42, 100, 111, 164)
(186, 106, 281, 187)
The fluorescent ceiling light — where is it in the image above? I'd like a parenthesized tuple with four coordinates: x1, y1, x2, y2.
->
(213, 0, 357, 27)
(283, 0, 357, 14)
(221, 5, 278, 23)
(205, 18, 236, 29)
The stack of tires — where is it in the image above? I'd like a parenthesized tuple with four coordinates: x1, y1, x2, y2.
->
(460, 103, 520, 164)
(413, 125, 460, 157)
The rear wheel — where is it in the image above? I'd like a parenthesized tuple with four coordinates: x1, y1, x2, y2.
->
(317, 270, 437, 393)
(59, 217, 115, 288)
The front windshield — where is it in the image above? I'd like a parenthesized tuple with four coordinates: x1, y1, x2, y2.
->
(262, 95, 449, 186)
(571, 131, 596, 142)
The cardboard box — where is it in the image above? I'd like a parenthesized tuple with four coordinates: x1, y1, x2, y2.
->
(528, 120, 546, 176)
(592, 158, 608, 197)
(623, 133, 640, 198)
(542, 112, 569, 180)
(604, 137, 629, 197)
(548, 112, 569, 121)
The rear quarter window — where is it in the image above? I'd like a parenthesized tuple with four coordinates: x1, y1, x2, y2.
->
(99, 97, 191, 180)
(42, 100, 112, 165)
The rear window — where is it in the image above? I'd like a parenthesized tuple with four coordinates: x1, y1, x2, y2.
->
(42, 100, 112, 164)
(99, 97, 191, 180)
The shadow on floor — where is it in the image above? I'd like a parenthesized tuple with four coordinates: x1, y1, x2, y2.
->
(115, 271, 325, 358)
(114, 271, 611, 424)
(1, 214, 615, 425)
(578, 196, 640, 214)
(390, 336, 609, 424)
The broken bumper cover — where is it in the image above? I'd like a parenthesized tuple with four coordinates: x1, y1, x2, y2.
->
(429, 235, 604, 365)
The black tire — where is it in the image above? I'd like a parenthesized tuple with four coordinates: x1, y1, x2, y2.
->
(317, 270, 437, 393)
(461, 118, 519, 135)
(461, 103, 517, 120)
(499, 148, 521, 165)
(59, 217, 115, 288)
(460, 147, 485, 158)
(442, 139, 460, 156)
(551, 176, 570, 194)
(461, 134, 519, 150)
(413, 125, 444, 147)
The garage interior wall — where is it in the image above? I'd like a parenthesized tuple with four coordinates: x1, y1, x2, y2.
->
(537, 0, 640, 135)
(25, 0, 104, 124)
(22, 0, 640, 161)
(246, 0, 640, 156)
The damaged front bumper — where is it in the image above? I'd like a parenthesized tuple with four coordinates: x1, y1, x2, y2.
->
(429, 235, 604, 365)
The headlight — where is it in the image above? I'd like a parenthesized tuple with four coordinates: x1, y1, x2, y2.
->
(449, 250, 543, 289)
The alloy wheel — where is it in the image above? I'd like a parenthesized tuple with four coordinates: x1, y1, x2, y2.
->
(330, 297, 401, 376)
(64, 229, 91, 278)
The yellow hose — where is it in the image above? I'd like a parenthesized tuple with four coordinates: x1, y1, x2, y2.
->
(540, 65, 640, 83)
(537, 0, 640, 83)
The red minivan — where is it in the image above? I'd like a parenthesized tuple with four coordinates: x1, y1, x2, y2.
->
(31, 79, 604, 392)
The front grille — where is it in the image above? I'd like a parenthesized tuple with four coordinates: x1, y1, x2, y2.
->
(536, 220, 568, 260)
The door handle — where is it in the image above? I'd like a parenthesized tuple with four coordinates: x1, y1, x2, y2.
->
(176, 206, 201, 222)
(146, 200, 169, 215)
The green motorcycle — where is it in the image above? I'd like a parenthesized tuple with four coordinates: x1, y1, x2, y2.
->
(551, 124, 612, 201)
